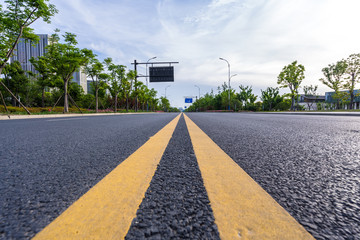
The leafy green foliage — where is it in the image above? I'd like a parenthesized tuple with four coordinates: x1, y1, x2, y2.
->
(261, 87, 283, 111)
(104, 57, 128, 112)
(1, 60, 29, 106)
(277, 61, 305, 110)
(237, 85, 257, 110)
(319, 60, 347, 109)
(344, 53, 360, 109)
(160, 96, 170, 112)
(0, 0, 58, 72)
(29, 55, 57, 107)
(44, 31, 92, 112)
(84, 56, 108, 112)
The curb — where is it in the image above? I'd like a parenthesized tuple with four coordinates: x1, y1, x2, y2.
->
(0, 112, 158, 121)
(253, 112, 360, 117)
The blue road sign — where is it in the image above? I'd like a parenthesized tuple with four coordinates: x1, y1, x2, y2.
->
(185, 98, 193, 103)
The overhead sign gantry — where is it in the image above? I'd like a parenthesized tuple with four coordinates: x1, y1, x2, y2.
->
(131, 60, 179, 111)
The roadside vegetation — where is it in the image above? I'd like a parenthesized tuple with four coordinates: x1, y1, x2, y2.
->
(1, 1, 359, 114)
(186, 55, 360, 112)
(0, 0, 179, 115)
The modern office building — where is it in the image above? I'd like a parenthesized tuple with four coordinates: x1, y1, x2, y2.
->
(11, 34, 49, 74)
(87, 80, 94, 95)
(10, 34, 88, 93)
(325, 90, 360, 109)
(72, 69, 88, 93)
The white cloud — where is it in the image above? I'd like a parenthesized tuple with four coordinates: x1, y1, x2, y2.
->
(31, 0, 360, 107)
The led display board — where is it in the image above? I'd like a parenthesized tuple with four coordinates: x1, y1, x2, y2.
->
(149, 66, 174, 82)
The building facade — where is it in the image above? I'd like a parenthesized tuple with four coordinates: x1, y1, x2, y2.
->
(11, 34, 49, 74)
(298, 94, 325, 110)
(10, 34, 88, 93)
(325, 90, 360, 109)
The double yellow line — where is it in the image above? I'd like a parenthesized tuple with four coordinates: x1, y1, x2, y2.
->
(34, 113, 314, 240)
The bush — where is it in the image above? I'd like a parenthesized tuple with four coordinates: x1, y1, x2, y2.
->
(80, 94, 95, 109)
(0, 105, 89, 114)
(274, 99, 291, 111)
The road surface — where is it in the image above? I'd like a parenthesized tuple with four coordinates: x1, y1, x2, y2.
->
(1, 113, 359, 239)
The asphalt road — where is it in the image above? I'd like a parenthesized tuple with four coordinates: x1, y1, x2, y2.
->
(1, 112, 359, 239)
(0, 113, 178, 239)
(186, 113, 360, 240)
(125, 116, 220, 239)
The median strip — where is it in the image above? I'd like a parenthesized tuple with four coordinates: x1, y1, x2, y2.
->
(184, 114, 314, 240)
(33, 113, 181, 240)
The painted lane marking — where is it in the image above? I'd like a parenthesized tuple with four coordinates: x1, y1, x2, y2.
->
(33, 113, 181, 239)
(46, 117, 88, 121)
(184, 114, 314, 240)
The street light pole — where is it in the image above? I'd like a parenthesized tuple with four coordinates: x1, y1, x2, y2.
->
(165, 85, 171, 112)
(146, 56, 156, 87)
(165, 85, 171, 98)
(195, 85, 201, 112)
(194, 85, 200, 99)
(219, 57, 231, 111)
(145, 57, 156, 112)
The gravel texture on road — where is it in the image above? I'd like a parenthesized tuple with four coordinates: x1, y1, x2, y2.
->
(126, 116, 220, 240)
(0, 114, 178, 239)
(186, 113, 360, 240)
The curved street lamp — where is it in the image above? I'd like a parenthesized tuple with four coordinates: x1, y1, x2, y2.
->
(165, 85, 171, 98)
(219, 57, 231, 110)
(146, 56, 157, 87)
(194, 85, 200, 99)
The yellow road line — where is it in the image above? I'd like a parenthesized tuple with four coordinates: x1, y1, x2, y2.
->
(184, 114, 314, 240)
(33, 113, 181, 240)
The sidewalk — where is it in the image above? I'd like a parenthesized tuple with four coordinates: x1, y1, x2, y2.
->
(255, 111, 360, 117)
(0, 112, 154, 120)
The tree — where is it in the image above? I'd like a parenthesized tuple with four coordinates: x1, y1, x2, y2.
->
(135, 82, 148, 111)
(277, 61, 305, 111)
(148, 88, 158, 111)
(237, 85, 257, 110)
(261, 87, 283, 111)
(303, 85, 318, 110)
(0, 0, 57, 112)
(104, 58, 127, 112)
(84, 57, 107, 113)
(0, 0, 57, 74)
(29, 56, 56, 107)
(2, 61, 29, 106)
(124, 70, 136, 111)
(217, 82, 236, 110)
(344, 54, 360, 109)
(160, 96, 170, 112)
(45, 30, 92, 112)
(319, 60, 347, 109)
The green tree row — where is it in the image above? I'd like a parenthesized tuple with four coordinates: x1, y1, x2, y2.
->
(0, 1, 178, 113)
(187, 54, 360, 112)
(185, 83, 291, 112)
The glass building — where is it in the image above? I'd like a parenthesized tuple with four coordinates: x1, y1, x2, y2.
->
(10, 34, 88, 93)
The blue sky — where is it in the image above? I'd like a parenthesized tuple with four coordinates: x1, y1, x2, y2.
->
(32, 0, 360, 108)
